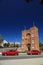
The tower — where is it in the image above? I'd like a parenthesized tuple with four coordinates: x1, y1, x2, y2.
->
(21, 26, 40, 51)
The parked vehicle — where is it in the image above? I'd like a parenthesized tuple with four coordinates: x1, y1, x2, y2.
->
(27, 50, 41, 55)
(2, 49, 19, 56)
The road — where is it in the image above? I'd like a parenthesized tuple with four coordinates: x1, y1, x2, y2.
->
(0, 53, 43, 60)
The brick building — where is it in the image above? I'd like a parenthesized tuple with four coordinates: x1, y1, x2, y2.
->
(21, 26, 40, 51)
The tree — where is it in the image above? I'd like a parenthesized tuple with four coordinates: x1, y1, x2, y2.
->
(0, 46, 3, 48)
(27, 44, 30, 51)
(7, 43, 10, 47)
(39, 41, 43, 51)
(39, 41, 43, 47)
(19, 44, 22, 47)
(15, 44, 19, 48)
(3, 43, 10, 48)
(0, 34, 3, 43)
(3, 43, 7, 47)
(40, 46, 43, 51)
(13, 43, 15, 47)
(0, 34, 3, 47)
(0, 38, 3, 43)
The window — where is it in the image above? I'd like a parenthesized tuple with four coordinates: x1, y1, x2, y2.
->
(31, 34, 34, 37)
(26, 33, 30, 39)
(32, 40, 34, 43)
(32, 46, 34, 48)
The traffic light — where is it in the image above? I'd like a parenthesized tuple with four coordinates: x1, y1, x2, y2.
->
(25, 0, 33, 3)
(40, 0, 43, 4)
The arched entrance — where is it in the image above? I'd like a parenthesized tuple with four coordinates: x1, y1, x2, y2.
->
(27, 44, 31, 51)
(26, 33, 31, 51)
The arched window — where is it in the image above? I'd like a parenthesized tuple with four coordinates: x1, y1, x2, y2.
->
(26, 33, 31, 39)
(31, 34, 34, 37)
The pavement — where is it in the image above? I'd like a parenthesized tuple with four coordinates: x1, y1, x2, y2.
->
(0, 53, 43, 60)
(0, 58, 43, 65)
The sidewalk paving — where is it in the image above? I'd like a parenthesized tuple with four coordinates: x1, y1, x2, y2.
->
(0, 58, 43, 65)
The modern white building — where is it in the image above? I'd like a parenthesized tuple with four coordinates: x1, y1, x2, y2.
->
(3, 40, 8, 44)
(0, 40, 8, 47)
(15, 42, 20, 44)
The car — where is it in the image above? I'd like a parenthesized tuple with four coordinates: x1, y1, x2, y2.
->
(27, 50, 41, 55)
(2, 49, 19, 56)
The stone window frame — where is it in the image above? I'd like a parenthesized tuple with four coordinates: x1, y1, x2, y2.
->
(31, 33, 35, 37)
(32, 40, 35, 44)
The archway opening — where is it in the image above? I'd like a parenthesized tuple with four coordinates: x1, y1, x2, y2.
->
(27, 44, 31, 51)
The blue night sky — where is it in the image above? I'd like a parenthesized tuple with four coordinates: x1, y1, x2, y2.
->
(0, 0, 43, 43)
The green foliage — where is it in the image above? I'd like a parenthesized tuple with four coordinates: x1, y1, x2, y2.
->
(40, 46, 43, 51)
(3, 43, 7, 47)
(19, 44, 22, 47)
(0, 34, 3, 43)
(3, 43, 10, 48)
(27, 44, 30, 51)
(13, 43, 21, 48)
(15, 44, 19, 48)
(7, 43, 10, 47)
(39, 41, 43, 51)
(0, 46, 3, 48)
